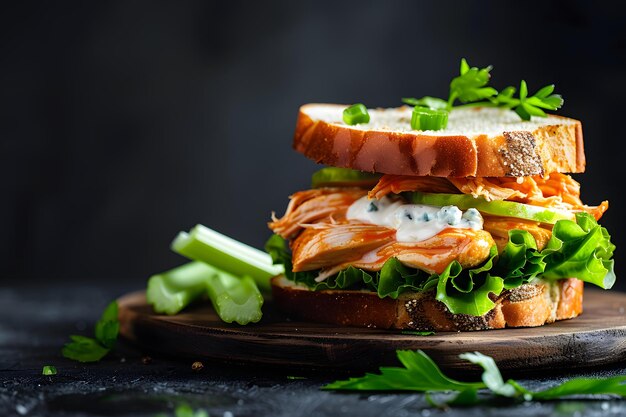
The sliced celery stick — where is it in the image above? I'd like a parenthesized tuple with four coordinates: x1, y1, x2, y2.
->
(147, 261, 264, 324)
(206, 274, 263, 325)
(171, 225, 283, 292)
(146, 261, 213, 315)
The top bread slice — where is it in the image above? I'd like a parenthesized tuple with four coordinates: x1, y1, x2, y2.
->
(293, 104, 585, 178)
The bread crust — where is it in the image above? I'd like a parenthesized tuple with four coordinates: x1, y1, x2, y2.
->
(271, 275, 584, 331)
(293, 104, 585, 178)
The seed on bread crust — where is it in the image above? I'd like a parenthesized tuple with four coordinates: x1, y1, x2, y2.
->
(500, 131, 544, 177)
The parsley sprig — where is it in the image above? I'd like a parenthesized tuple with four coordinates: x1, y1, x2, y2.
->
(402, 58, 564, 127)
(490, 81, 564, 120)
(324, 350, 626, 405)
(62, 301, 119, 362)
(448, 59, 498, 107)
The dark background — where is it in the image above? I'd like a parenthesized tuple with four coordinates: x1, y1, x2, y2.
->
(2, 1, 625, 290)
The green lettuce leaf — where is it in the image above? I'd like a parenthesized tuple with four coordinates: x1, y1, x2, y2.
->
(377, 258, 437, 298)
(542, 212, 616, 289)
(318, 266, 377, 292)
(266, 211, 616, 317)
(435, 247, 504, 316)
(492, 229, 547, 289)
(434, 246, 506, 316)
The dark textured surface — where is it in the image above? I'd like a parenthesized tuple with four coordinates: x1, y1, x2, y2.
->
(2, 1, 625, 290)
(2, 284, 626, 417)
(3, 3, 625, 415)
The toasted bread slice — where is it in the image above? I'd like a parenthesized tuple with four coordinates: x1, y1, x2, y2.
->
(271, 275, 583, 331)
(293, 104, 585, 178)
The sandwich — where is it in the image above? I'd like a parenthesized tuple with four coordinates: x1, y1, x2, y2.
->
(265, 60, 615, 331)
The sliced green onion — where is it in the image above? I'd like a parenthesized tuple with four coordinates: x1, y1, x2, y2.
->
(171, 225, 283, 292)
(147, 261, 214, 315)
(411, 106, 449, 131)
(342, 103, 370, 125)
(42, 365, 57, 375)
(311, 167, 381, 188)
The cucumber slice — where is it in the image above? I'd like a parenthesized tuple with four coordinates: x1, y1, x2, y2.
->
(311, 167, 381, 188)
(410, 192, 574, 224)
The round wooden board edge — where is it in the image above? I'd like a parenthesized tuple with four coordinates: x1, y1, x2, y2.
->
(117, 289, 626, 373)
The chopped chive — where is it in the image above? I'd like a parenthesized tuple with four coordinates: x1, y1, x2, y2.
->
(343, 103, 370, 125)
(42, 365, 57, 375)
(367, 202, 378, 212)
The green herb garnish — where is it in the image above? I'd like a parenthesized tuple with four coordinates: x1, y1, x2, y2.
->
(342, 103, 370, 125)
(324, 350, 483, 393)
(400, 330, 435, 336)
(401, 96, 447, 110)
(174, 403, 209, 417)
(489, 81, 564, 121)
(403, 58, 564, 130)
(448, 59, 498, 108)
(94, 300, 120, 349)
(62, 301, 119, 362)
(324, 349, 626, 405)
(42, 365, 57, 375)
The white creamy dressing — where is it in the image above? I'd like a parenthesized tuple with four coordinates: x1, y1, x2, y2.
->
(347, 196, 483, 243)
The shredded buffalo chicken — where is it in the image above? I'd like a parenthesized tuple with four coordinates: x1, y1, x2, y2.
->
(269, 172, 608, 280)
(370, 173, 608, 220)
(291, 223, 494, 278)
(268, 188, 367, 239)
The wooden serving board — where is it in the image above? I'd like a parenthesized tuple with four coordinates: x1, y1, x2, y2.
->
(118, 289, 626, 374)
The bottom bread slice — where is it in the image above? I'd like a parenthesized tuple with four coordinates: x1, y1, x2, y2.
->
(270, 275, 583, 331)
